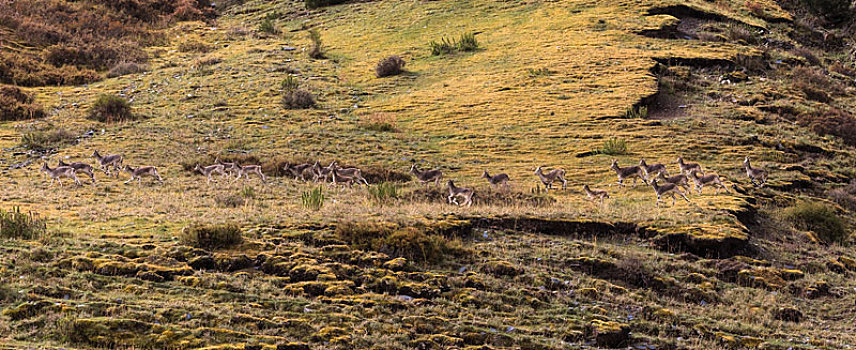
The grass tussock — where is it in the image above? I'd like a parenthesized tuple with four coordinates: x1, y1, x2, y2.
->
(0, 207, 47, 240)
(302, 186, 325, 211)
(375, 55, 405, 77)
(598, 138, 628, 155)
(367, 182, 399, 205)
(359, 113, 397, 132)
(258, 18, 279, 35)
(335, 221, 458, 262)
(0, 85, 45, 121)
(780, 201, 848, 244)
(178, 40, 213, 53)
(20, 127, 77, 152)
(281, 75, 300, 91)
(429, 33, 479, 55)
(308, 29, 325, 59)
(282, 89, 316, 109)
(179, 223, 243, 250)
(87, 94, 136, 123)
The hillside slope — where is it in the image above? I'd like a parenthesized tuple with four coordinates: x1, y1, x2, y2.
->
(1, 0, 856, 349)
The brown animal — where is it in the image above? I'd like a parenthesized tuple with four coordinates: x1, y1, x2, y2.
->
(447, 180, 474, 207)
(123, 165, 164, 185)
(40, 163, 81, 187)
(410, 164, 443, 187)
(610, 160, 647, 187)
(534, 166, 567, 191)
(650, 179, 689, 207)
(583, 184, 609, 205)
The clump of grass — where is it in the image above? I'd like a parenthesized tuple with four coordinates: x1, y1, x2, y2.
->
(302, 186, 325, 211)
(179, 223, 243, 250)
(281, 76, 300, 91)
(781, 201, 848, 244)
(599, 138, 628, 155)
(527, 68, 554, 77)
(725, 23, 760, 45)
(282, 89, 316, 109)
(367, 182, 399, 205)
(258, 18, 279, 35)
(375, 55, 405, 77)
(87, 94, 136, 123)
(20, 127, 77, 152)
(335, 222, 454, 262)
(308, 29, 325, 59)
(0, 207, 47, 240)
(625, 105, 648, 118)
(429, 37, 456, 56)
(456, 32, 479, 51)
(215, 194, 246, 208)
(359, 113, 397, 132)
(429, 33, 479, 55)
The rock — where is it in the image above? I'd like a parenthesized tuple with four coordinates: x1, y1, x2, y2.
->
(805, 281, 834, 298)
(773, 307, 802, 322)
(136, 271, 164, 283)
(716, 258, 750, 282)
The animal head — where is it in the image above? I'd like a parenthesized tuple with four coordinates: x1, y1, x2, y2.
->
(409, 164, 417, 172)
(611, 159, 619, 169)
(675, 157, 683, 164)
(91, 150, 99, 158)
(534, 166, 542, 173)
(482, 170, 490, 178)
(639, 158, 646, 166)
(40, 162, 49, 171)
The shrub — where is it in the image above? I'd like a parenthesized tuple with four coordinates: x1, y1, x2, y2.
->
(215, 194, 246, 208)
(106, 62, 148, 78)
(367, 182, 399, 204)
(725, 23, 760, 45)
(20, 127, 77, 151)
(282, 89, 316, 109)
(88, 94, 135, 123)
(375, 55, 405, 78)
(745, 1, 765, 17)
(179, 224, 243, 249)
(0, 85, 45, 121)
(456, 32, 479, 51)
(599, 138, 628, 155)
(281, 75, 300, 91)
(302, 186, 325, 211)
(805, 0, 854, 25)
(781, 201, 848, 244)
(359, 113, 397, 132)
(258, 18, 279, 35)
(308, 29, 325, 59)
(0, 207, 47, 240)
(305, 0, 349, 9)
(792, 66, 843, 103)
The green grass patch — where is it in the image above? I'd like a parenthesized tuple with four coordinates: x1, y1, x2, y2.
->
(0, 207, 47, 240)
(179, 223, 243, 250)
(781, 201, 848, 244)
(598, 138, 628, 155)
(302, 186, 325, 211)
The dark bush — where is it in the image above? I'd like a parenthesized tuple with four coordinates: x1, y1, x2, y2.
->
(20, 127, 77, 151)
(88, 94, 136, 123)
(359, 113, 397, 132)
(106, 62, 148, 78)
(305, 0, 349, 9)
(282, 89, 316, 109)
(179, 224, 243, 249)
(781, 201, 848, 244)
(0, 85, 45, 121)
(792, 66, 843, 102)
(0, 52, 100, 86)
(375, 55, 405, 77)
(258, 18, 279, 35)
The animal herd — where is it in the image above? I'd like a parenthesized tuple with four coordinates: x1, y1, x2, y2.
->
(34, 149, 768, 208)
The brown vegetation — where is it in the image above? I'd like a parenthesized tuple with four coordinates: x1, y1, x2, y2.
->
(0, 85, 45, 121)
(0, 0, 214, 87)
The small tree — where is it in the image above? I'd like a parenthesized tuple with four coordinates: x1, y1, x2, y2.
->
(375, 55, 406, 77)
(308, 29, 325, 59)
(88, 94, 135, 123)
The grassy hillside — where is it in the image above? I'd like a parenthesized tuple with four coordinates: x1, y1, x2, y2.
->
(2, 0, 856, 349)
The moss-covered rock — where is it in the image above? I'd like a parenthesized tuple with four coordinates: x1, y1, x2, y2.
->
(589, 320, 630, 348)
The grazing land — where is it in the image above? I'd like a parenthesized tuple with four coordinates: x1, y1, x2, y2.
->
(1, 0, 856, 349)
